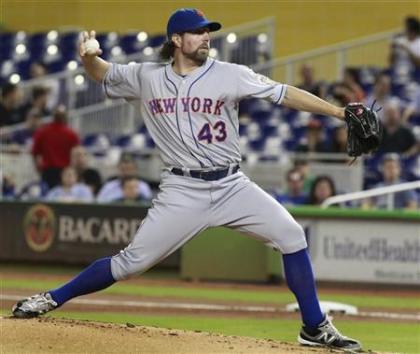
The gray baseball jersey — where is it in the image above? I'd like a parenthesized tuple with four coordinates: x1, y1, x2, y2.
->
(103, 58, 306, 280)
(103, 58, 286, 169)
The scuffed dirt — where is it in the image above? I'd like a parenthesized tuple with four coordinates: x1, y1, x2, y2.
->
(1, 317, 382, 354)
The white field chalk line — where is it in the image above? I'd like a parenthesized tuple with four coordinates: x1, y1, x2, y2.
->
(1, 294, 419, 321)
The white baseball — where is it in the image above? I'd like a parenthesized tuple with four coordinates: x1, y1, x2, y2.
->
(84, 38, 100, 54)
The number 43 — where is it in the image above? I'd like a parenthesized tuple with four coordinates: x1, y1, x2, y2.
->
(197, 120, 227, 144)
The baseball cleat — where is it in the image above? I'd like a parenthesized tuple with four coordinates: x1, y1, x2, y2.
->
(298, 316, 362, 351)
(12, 292, 58, 318)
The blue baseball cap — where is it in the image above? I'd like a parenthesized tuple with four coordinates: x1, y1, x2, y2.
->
(167, 8, 222, 39)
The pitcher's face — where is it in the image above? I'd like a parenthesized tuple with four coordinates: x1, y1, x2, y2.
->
(176, 27, 210, 63)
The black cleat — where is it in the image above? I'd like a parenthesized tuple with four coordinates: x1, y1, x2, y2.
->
(298, 316, 362, 351)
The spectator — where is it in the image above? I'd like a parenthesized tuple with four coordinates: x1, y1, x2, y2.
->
(97, 152, 152, 203)
(20, 86, 51, 120)
(29, 62, 60, 110)
(332, 68, 365, 105)
(293, 158, 315, 194)
(46, 166, 93, 202)
(390, 16, 420, 83)
(9, 108, 43, 147)
(307, 175, 337, 206)
(114, 176, 149, 204)
(70, 145, 102, 196)
(363, 154, 418, 210)
(364, 73, 399, 122)
(274, 168, 307, 207)
(378, 100, 418, 157)
(32, 105, 80, 189)
(295, 119, 328, 153)
(297, 64, 327, 98)
(0, 83, 24, 126)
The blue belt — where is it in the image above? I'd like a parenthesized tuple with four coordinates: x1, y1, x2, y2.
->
(171, 165, 240, 181)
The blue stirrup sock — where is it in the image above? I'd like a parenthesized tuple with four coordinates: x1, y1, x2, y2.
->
(282, 248, 324, 329)
(49, 257, 116, 306)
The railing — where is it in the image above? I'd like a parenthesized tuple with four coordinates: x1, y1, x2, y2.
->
(321, 180, 420, 210)
(252, 28, 400, 84)
(0, 148, 363, 198)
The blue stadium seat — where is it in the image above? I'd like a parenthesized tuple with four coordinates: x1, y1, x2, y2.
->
(113, 134, 132, 148)
(27, 32, 48, 61)
(59, 32, 79, 61)
(401, 155, 418, 182)
(148, 34, 166, 48)
(363, 154, 383, 189)
(96, 32, 118, 50)
(0, 33, 14, 61)
(46, 59, 66, 73)
(119, 33, 149, 54)
(248, 138, 265, 151)
(261, 124, 277, 138)
(15, 59, 32, 80)
(238, 123, 248, 136)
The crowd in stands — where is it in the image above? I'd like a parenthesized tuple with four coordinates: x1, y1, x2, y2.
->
(0, 16, 419, 210)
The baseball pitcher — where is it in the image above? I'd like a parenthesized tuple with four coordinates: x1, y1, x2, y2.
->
(13, 9, 379, 351)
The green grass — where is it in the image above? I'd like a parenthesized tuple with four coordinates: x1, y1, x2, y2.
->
(1, 309, 418, 353)
(0, 263, 176, 279)
(1, 278, 419, 310)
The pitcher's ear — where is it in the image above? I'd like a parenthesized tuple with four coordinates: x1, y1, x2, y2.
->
(172, 33, 182, 48)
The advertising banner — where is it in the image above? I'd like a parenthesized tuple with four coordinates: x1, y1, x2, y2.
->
(308, 220, 420, 285)
(0, 202, 147, 264)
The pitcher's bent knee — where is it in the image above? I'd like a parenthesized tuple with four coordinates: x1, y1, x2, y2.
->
(110, 249, 154, 280)
(271, 221, 307, 254)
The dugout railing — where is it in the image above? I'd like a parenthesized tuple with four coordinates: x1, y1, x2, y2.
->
(251, 27, 400, 85)
(321, 180, 420, 210)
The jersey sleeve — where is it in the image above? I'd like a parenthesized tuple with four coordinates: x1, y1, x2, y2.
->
(102, 63, 143, 99)
(235, 65, 287, 104)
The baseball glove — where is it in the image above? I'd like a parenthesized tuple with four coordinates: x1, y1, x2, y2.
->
(344, 102, 382, 159)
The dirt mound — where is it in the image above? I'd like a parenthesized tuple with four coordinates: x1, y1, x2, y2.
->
(2, 316, 341, 354)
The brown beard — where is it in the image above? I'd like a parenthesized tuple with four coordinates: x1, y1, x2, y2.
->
(184, 47, 209, 65)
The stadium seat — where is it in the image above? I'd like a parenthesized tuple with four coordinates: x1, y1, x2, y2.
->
(148, 34, 166, 48)
(119, 32, 149, 55)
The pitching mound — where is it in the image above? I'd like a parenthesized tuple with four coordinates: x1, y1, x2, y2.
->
(2, 316, 339, 354)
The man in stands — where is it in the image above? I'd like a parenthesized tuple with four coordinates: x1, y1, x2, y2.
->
(46, 166, 93, 203)
(364, 73, 398, 122)
(70, 145, 102, 196)
(20, 86, 51, 120)
(274, 168, 308, 207)
(29, 62, 60, 110)
(32, 105, 80, 189)
(362, 154, 418, 210)
(0, 83, 25, 126)
(297, 64, 326, 99)
(96, 152, 152, 203)
(378, 100, 418, 157)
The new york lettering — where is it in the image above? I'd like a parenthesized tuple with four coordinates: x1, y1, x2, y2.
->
(148, 97, 225, 116)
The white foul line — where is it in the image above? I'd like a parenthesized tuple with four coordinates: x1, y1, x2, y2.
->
(1, 294, 419, 321)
